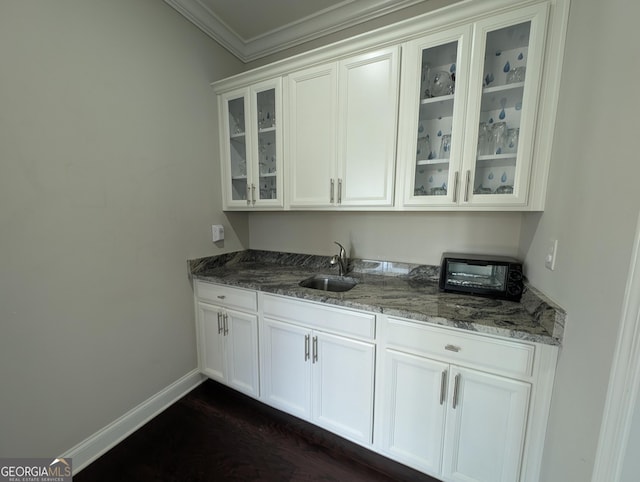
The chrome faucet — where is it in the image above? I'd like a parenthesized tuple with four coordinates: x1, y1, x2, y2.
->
(330, 241, 349, 276)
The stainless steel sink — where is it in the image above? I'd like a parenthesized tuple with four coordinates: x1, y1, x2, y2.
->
(299, 274, 358, 292)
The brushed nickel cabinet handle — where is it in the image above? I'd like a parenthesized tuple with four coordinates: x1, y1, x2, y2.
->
(440, 370, 447, 405)
(251, 184, 256, 205)
(337, 179, 342, 204)
(464, 170, 470, 202)
(312, 336, 318, 363)
(445, 344, 461, 353)
(330, 179, 335, 203)
(453, 171, 459, 203)
(217, 312, 223, 334)
(304, 334, 310, 361)
(246, 185, 251, 205)
(223, 313, 229, 336)
(453, 373, 461, 409)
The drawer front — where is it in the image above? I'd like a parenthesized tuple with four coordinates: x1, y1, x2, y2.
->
(195, 281, 258, 313)
(263, 294, 375, 340)
(385, 317, 534, 378)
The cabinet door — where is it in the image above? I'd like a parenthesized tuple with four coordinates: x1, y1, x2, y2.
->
(462, 4, 549, 206)
(442, 366, 531, 482)
(398, 26, 472, 207)
(197, 302, 226, 382)
(219, 89, 250, 208)
(312, 331, 375, 444)
(261, 318, 312, 419)
(225, 308, 260, 398)
(337, 47, 400, 207)
(287, 63, 338, 207)
(249, 78, 284, 208)
(380, 349, 448, 476)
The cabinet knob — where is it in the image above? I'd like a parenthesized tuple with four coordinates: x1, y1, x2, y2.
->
(217, 295, 226, 299)
(445, 344, 461, 352)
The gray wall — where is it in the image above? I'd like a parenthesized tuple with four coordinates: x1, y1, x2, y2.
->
(249, 211, 523, 264)
(0, 0, 245, 457)
(519, 0, 640, 480)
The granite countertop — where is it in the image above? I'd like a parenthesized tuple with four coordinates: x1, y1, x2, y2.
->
(188, 250, 565, 346)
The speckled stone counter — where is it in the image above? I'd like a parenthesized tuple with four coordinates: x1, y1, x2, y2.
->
(188, 250, 565, 346)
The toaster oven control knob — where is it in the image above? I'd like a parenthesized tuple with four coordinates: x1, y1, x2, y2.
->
(508, 270, 523, 281)
(507, 282, 522, 296)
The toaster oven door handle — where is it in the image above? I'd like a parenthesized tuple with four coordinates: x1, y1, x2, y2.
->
(464, 260, 491, 266)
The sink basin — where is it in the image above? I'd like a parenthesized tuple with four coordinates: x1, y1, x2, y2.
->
(299, 274, 358, 292)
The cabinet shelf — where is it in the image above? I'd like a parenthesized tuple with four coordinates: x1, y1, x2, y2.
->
(417, 158, 449, 166)
(231, 175, 248, 181)
(230, 132, 246, 139)
(258, 126, 276, 134)
(419, 94, 455, 120)
(477, 153, 517, 162)
(481, 82, 524, 111)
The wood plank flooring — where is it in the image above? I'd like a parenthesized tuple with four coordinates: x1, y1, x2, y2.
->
(74, 379, 441, 481)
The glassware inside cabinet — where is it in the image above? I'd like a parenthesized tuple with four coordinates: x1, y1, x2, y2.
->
(413, 41, 458, 197)
(228, 96, 248, 201)
(256, 88, 277, 200)
(474, 21, 531, 196)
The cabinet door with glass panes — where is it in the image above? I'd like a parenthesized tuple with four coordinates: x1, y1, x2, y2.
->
(461, 4, 548, 206)
(398, 25, 472, 207)
(219, 78, 283, 210)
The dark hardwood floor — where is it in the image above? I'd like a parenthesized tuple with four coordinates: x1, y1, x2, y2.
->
(75, 379, 441, 481)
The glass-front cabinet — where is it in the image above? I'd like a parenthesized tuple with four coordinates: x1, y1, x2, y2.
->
(399, 4, 549, 208)
(219, 78, 283, 209)
(399, 26, 472, 206)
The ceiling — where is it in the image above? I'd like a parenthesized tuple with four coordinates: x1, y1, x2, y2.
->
(164, 0, 427, 63)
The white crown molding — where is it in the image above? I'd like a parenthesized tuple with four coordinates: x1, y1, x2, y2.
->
(164, 0, 247, 59)
(164, 0, 426, 62)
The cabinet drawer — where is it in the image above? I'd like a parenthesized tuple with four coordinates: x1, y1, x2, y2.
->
(195, 281, 258, 313)
(263, 294, 375, 340)
(385, 317, 534, 378)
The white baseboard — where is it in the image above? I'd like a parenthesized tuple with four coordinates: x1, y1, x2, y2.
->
(62, 369, 206, 474)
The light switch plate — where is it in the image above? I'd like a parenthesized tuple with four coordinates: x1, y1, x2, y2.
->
(545, 239, 558, 270)
(212, 224, 224, 242)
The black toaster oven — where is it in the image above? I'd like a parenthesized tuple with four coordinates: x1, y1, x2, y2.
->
(439, 253, 524, 301)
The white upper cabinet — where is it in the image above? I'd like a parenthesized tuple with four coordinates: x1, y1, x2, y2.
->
(213, 0, 568, 211)
(462, 4, 549, 207)
(397, 26, 473, 207)
(287, 46, 400, 208)
(219, 77, 284, 209)
(397, 3, 550, 208)
(337, 48, 399, 207)
(286, 63, 338, 207)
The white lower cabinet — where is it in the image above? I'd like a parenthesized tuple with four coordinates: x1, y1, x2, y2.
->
(195, 282, 260, 398)
(377, 316, 548, 482)
(261, 295, 376, 445)
(381, 350, 448, 474)
(194, 283, 556, 482)
(442, 366, 530, 482)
